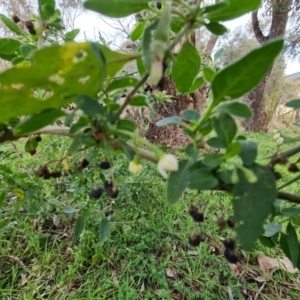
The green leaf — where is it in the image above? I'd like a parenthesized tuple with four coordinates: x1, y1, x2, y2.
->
(41, 2, 55, 20)
(131, 22, 146, 41)
(0, 14, 23, 35)
(280, 233, 290, 258)
(281, 207, 300, 217)
(24, 137, 38, 153)
(172, 41, 201, 93)
(62, 208, 80, 214)
(203, 67, 216, 83)
(286, 222, 299, 267)
(84, 0, 149, 18)
(0, 38, 22, 61)
(0, 192, 6, 207)
(106, 77, 139, 93)
(154, 4, 171, 42)
(75, 95, 103, 117)
(0, 219, 10, 230)
(224, 141, 241, 159)
(188, 167, 219, 190)
(285, 99, 300, 109)
(185, 144, 198, 158)
(73, 215, 85, 243)
(212, 113, 237, 147)
(205, 0, 261, 22)
(189, 77, 204, 93)
(259, 235, 275, 248)
(214, 48, 225, 61)
(117, 119, 136, 132)
(99, 217, 110, 245)
(265, 222, 282, 237)
(215, 102, 252, 118)
(202, 153, 223, 168)
(68, 136, 84, 154)
(65, 28, 80, 41)
(156, 116, 182, 127)
(167, 160, 193, 204)
(239, 141, 257, 167)
(14, 108, 65, 136)
(130, 95, 148, 106)
(233, 164, 277, 250)
(211, 40, 284, 104)
(137, 57, 147, 76)
(182, 110, 200, 123)
(206, 137, 225, 148)
(205, 22, 227, 35)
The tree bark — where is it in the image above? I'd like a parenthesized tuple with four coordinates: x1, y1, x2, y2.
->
(244, 0, 292, 132)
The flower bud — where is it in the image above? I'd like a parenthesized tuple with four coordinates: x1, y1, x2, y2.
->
(129, 161, 142, 174)
(157, 154, 178, 178)
(276, 137, 284, 144)
(273, 133, 281, 140)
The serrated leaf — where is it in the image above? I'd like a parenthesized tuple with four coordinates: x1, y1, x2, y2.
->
(99, 217, 110, 245)
(84, 0, 149, 18)
(239, 141, 257, 167)
(73, 215, 85, 243)
(233, 164, 277, 250)
(286, 222, 299, 268)
(182, 110, 200, 122)
(211, 40, 284, 104)
(172, 41, 201, 93)
(265, 222, 282, 237)
(14, 108, 66, 136)
(215, 102, 252, 118)
(156, 116, 182, 127)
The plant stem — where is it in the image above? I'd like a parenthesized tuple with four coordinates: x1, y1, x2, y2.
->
(277, 192, 300, 204)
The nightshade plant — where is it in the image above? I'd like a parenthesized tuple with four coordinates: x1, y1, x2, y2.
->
(1, 0, 300, 267)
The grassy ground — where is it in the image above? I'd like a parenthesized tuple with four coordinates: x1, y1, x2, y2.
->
(0, 132, 300, 299)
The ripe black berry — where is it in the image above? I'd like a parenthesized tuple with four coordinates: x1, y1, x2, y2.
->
(156, 2, 162, 9)
(108, 188, 119, 199)
(25, 21, 36, 35)
(35, 136, 42, 142)
(224, 248, 238, 264)
(188, 235, 201, 246)
(223, 238, 236, 251)
(288, 163, 299, 173)
(77, 159, 89, 172)
(192, 212, 204, 222)
(188, 205, 198, 215)
(29, 149, 37, 156)
(90, 187, 103, 199)
(35, 166, 48, 177)
(217, 218, 226, 229)
(12, 15, 20, 23)
(99, 161, 111, 169)
(227, 216, 235, 228)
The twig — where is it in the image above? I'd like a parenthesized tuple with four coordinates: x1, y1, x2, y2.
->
(254, 282, 266, 300)
(0, 255, 31, 273)
(277, 192, 300, 204)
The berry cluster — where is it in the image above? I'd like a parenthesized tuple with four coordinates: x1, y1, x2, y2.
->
(90, 180, 119, 199)
(188, 205, 206, 246)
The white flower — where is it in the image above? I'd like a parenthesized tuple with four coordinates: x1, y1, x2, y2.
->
(273, 133, 281, 140)
(157, 154, 178, 178)
(128, 161, 142, 174)
(277, 137, 284, 144)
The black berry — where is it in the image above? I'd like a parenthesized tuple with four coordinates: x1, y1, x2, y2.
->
(192, 212, 204, 222)
(227, 216, 235, 228)
(25, 21, 36, 35)
(224, 248, 238, 264)
(77, 159, 89, 172)
(274, 171, 282, 180)
(90, 187, 103, 199)
(12, 15, 20, 23)
(288, 163, 299, 173)
(223, 238, 236, 251)
(35, 136, 42, 142)
(99, 161, 111, 170)
(104, 180, 113, 190)
(29, 149, 37, 156)
(108, 188, 119, 199)
(52, 171, 62, 178)
(156, 2, 162, 9)
(188, 235, 201, 246)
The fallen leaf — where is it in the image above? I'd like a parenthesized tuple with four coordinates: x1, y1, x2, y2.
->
(254, 275, 268, 282)
(258, 255, 278, 274)
(20, 273, 27, 285)
(140, 281, 145, 293)
(278, 257, 298, 273)
(166, 267, 177, 279)
(187, 251, 198, 256)
(228, 263, 243, 276)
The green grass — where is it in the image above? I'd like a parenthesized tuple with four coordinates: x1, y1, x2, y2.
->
(0, 132, 300, 299)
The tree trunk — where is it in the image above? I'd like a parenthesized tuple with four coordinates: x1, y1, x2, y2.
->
(244, 0, 292, 132)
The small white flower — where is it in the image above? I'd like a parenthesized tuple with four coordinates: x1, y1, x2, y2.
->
(277, 137, 284, 144)
(274, 133, 281, 140)
(129, 161, 142, 174)
(157, 154, 178, 178)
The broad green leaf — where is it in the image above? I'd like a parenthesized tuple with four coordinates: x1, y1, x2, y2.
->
(156, 116, 182, 127)
(259, 235, 275, 248)
(0, 38, 22, 61)
(172, 41, 201, 93)
(171, 19, 185, 33)
(239, 141, 257, 167)
(215, 102, 252, 118)
(224, 141, 241, 159)
(280, 233, 290, 258)
(117, 119, 136, 132)
(131, 22, 146, 41)
(211, 40, 284, 104)
(0, 43, 137, 122)
(24, 137, 38, 153)
(106, 77, 139, 93)
(185, 143, 198, 158)
(14, 108, 66, 135)
(41, 3, 55, 20)
(154, 4, 171, 42)
(214, 48, 225, 61)
(188, 167, 219, 190)
(167, 160, 193, 204)
(286, 99, 300, 108)
(121, 142, 135, 160)
(75, 95, 103, 117)
(68, 136, 84, 154)
(206, 137, 225, 148)
(281, 207, 300, 217)
(205, 0, 261, 22)
(0, 14, 23, 35)
(265, 222, 282, 237)
(212, 113, 237, 147)
(182, 110, 200, 122)
(62, 208, 80, 214)
(20, 44, 35, 58)
(65, 28, 80, 41)
(73, 215, 85, 243)
(233, 164, 277, 250)
(130, 95, 148, 106)
(286, 222, 299, 267)
(0, 219, 10, 230)
(202, 153, 223, 168)
(26, 200, 40, 214)
(84, 0, 149, 18)
(136, 57, 147, 76)
(189, 77, 204, 93)
(203, 67, 216, 83)
(205, 22, 227, 35)
(99, 217, 110, 245)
